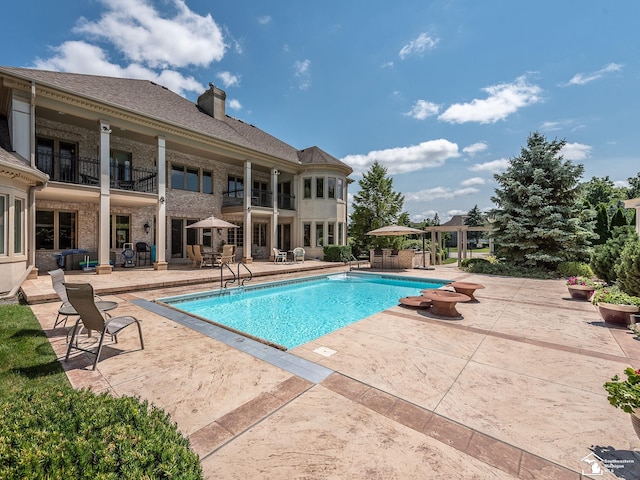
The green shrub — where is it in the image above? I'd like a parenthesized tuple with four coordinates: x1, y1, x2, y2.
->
(557, 261, 594, 278)
(592, 285, 640, 307)
(616, 238, 640, 297)
(460, 258, 490, 269)
(323, 245, 352, 262)
(0, 385, 203, 479)
(462, 260, 554, 279)
(591, 226, 636, 284)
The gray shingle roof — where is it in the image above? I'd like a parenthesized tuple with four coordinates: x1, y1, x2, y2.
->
(1, 67, 350, 172)
(297, 146, 351, 171)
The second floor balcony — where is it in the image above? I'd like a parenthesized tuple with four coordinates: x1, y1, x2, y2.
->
(37, 153, 157, 193)
(222, 188, 296, 210)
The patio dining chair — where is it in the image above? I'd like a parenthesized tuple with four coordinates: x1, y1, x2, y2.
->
(64, 283, 144, 370)
(186, 245, 196, 266)
(292, 247, 305, 263)
(193, 244, 212, 268)
(273, 247, 287, 263)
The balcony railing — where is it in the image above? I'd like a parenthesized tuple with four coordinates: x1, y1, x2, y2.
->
(222, 189, 296, 210)
(36, 153, 157, 193)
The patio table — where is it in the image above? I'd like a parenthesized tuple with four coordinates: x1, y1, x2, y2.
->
(447, 281, 485, 302)
(420, 290, 471, 317)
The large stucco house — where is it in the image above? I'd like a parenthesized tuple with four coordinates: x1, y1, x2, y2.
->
(0, 66, 352, 294)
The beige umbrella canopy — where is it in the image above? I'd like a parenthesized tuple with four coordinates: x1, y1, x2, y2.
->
(366, 224, 424, 236)
(366, 224, 428, 268)
(186, 216, 239, 229)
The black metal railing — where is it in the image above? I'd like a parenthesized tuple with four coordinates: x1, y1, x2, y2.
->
(36, 152, 157, 193)
(222, 188, 295, 210)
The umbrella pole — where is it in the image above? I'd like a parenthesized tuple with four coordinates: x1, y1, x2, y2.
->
(422, 233, 426, 267)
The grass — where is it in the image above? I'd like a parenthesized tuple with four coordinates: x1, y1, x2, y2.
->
(0, 303, 69, 400)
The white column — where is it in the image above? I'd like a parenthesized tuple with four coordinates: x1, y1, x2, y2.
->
(243, 160, 253, 262)
(271, 167, 279, 251)
(154, 136, 168, 269)
(96, 120, 112, 274)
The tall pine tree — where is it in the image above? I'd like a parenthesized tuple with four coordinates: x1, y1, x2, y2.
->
(490, 132, 596, 270)
(349, 161, 406, 254)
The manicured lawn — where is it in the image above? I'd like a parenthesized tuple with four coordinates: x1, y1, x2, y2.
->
(0, 303, 69, 400)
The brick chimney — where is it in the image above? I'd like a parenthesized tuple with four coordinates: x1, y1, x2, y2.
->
(197, 83, 226, 120)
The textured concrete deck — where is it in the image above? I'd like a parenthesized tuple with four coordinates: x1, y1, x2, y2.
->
(23, 262, 640, 479)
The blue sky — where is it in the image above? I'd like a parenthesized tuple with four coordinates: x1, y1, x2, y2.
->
(2, 0, 639, 222)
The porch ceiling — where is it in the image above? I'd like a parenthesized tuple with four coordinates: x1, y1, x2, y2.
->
(37, 183, 157, 207)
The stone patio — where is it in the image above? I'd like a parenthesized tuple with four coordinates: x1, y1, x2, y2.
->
(21, 261, 640, 479)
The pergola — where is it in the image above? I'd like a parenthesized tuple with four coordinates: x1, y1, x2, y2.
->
(424, 225, 493, 267)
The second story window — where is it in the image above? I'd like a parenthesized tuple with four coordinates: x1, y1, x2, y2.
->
(228, 176, 244, 197)
(171, 164, 199, 192)
(36, 138, 78, 182)
(303, 178, 312, 198)
(316, 177, 324, 199)
(337, 178, 344, 200)
(328, 177, 336, 199)
(203, 170, 213, 194)
(111, 150, 133, 185)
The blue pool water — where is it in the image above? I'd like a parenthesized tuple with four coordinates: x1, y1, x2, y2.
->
(160, 272, 445, 349)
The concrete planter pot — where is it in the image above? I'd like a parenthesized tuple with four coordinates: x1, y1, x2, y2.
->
(567, 285, 594, 300)
(632, 411, 640, 440)
(596, 303, 639, 326)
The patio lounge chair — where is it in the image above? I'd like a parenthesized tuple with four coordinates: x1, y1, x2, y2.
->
(292, 247, 305, 263)
(193, 244, 212, 268)
(186, 245, 196, 266)
(273, 247, 287, 263)
(64, 282, 144, 370)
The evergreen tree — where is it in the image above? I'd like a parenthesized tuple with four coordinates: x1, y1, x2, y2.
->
(610, 206, 630, 230)
(464, 204, 486, 247)
(349, 161, 406, 255)
(580, 176, 626, 207)
(593, 203, 610, 245)
(490, 132, 596, 270)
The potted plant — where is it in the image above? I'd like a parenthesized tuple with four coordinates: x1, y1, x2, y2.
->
(604, 367, 640, 439)
(592, 286, 640, 325)
(565, 276, 598, 300)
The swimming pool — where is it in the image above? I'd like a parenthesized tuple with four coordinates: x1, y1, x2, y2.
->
(159, 272, 446, 349)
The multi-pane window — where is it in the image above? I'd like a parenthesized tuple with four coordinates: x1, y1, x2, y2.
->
(338, 223, 344, 246)
(110, 215, 130, 249)
(0, 196, 5, 255)
(171, 165, 198, 192)
(228, 176, 244, 197)
(253, 223, 267, 247)
(36, 210, 77, 250)
(172, 165, 213, 193)
(303, 223, 311, 247)
(202, 170, 213, 194)
(337, 178, 344, 200)
(14, 199, 23, 254)
(328, 177, 336, 199)
(303, 178, 312, 199)
(316, 223, 324, 247)
(328, 223, 335, 245)
(36, 138, 78, 182)
(316, 178, 324, 198)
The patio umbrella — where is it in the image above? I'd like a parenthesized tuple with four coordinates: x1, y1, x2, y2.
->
(185, 216, 239, 229)
(366, 224, 428, 268)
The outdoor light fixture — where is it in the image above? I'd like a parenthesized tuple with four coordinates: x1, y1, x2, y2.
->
(159, 196, 165, 204)
(144, 222, 150, 234)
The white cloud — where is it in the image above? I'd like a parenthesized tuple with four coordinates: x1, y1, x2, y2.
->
(561, 142, 591, 161)
(404, 186, 480, 202)
(438, 75, 542, 124)
(460, 177, 486, 187)
(74, 0, 225, 69)
(405, 100, 440, 120)
(462, 142, 488, 156)
(564, 62, 623, 86)
(381, 61, 394, 69)
(342, 139, 460, 176)
(33, 41, 205, 96)
(294, 59, 311, 90)
(399, 32, 439, 59)
(469, 158, 510, 174)
(257, 15, 271, 25)
(217, 71, 240, 88)
(228, 99, 242, 110)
